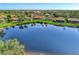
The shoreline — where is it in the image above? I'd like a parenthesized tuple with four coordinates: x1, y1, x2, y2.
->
(0, 20, 79, 29)
(0, 28, 3, 30)
(26, 50, 52, 55)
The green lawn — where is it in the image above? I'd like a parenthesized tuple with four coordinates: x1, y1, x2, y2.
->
(0, 20, 79, 29)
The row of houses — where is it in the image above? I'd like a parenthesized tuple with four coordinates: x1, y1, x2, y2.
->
(0, 12, 79, 23)
(52, 17, 79, 23)
(32, 14, 79, 23)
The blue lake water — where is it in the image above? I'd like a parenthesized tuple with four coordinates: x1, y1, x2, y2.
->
(2, 23, 79, 55)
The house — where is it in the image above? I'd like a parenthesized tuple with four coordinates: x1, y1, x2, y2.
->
(32, 14, 45, 20)
(68, 18, 79, 23)
(45, 16, 53, 20)
(0, 15, 7, 23)
(11, 16, 19, 22)
(0, 15, 7, 18)
(0, 15, 4, 18)
(33, 11, 41, 14)
(25, 17, 32, 20)
(52, 17, 65, 22)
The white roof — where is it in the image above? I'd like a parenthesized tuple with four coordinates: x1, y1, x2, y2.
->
(68, 18, 79, 21)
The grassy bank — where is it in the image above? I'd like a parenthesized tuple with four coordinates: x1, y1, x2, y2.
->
(0, 20, 79, 29)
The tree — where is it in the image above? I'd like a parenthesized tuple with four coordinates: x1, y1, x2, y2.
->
(53, 13, 59, 17)
(0, 38, 26, 55)
(6, 15, 11, 23)
(64, 16, 69, 23)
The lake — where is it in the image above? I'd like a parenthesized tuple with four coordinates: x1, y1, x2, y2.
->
(2, 23, 79, 55)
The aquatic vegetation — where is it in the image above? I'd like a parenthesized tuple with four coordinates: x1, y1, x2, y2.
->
(0, 30, 5, 37)
(19, 25, 24, 29)
(23, 25, 28, 28)
(0, 38, 26, 55)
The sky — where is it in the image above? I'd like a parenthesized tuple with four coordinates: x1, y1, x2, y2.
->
(0, 3, 79, 10)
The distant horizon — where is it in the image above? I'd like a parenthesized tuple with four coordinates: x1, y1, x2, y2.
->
(0, 3, 79, 10)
